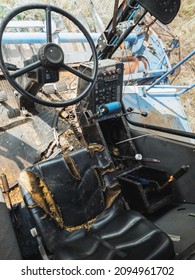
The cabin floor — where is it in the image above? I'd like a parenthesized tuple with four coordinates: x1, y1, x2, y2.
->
(149, 202, 195, 259)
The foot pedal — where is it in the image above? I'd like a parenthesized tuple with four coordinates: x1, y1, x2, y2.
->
(0, 91, 7, 102)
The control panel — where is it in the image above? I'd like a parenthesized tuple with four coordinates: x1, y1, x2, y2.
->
(77, 59, 124, 114)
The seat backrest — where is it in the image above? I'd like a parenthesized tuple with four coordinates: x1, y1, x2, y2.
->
(19, 146, 115, 229)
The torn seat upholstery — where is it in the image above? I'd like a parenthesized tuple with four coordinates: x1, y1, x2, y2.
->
(18, 146, 175, 260)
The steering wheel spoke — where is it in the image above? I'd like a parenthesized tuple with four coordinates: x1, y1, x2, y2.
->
(62, 63, 94, 83)
(10, 60, 42, 79)
(45, 6, 52, 43)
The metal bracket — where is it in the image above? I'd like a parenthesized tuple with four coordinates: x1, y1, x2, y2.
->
(97, 32, 114, 54)
(30, 227, 49, 260)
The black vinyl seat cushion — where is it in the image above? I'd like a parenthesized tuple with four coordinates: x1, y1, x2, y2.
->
(53, 198, 175, 260)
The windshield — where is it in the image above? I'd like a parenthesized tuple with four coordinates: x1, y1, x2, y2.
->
(0, 0, 194, 138)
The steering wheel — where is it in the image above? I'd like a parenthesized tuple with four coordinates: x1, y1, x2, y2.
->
(0, 4, 98, 107)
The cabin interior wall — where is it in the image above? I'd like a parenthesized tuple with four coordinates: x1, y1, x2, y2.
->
(131, 130, 195, 203)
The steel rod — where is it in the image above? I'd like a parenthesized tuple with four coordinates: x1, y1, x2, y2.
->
(146, 50, 195, 92)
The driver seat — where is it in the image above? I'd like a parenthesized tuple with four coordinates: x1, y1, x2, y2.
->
(18, 145, 175, 260)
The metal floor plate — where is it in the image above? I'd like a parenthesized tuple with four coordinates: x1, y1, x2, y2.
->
(149, 203, 195, 257)
(0, 109, 69, 186)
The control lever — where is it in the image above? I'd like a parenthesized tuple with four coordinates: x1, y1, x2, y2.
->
(124, 106, 148, 117)
(113, 153, 160, 163)
(88, 101, 122, 121)
(157, 165, 190, 192)
(134, 153, 160, 163)
(1, 173, 19, 224)
(89, 104, 148, 121)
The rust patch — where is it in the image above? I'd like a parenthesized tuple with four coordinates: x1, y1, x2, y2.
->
(123, 56, 139, 74)
(93, 162, 116, 190)
(105, 186, 121, 208)
(64, 217, 97, 232)
(19, 171, 64, 228)
(95, 163, 115, 177)
(88, 144, 105, 154)
(39, 178, 64, 228)
(64, 154, 81, 180)
(112, 146, 120, 156)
